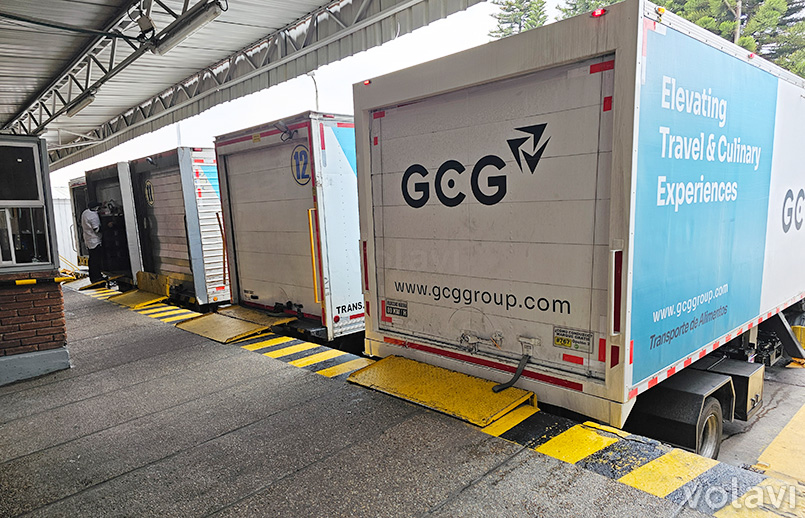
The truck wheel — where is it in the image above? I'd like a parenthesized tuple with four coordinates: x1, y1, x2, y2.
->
(698, 397, 723, 459)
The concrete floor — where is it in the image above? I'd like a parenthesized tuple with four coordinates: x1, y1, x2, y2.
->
(0, 289, 710, 518)
(720, 361, 805, 471)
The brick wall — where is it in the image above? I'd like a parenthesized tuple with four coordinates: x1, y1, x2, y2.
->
(0, 270, 67, 357)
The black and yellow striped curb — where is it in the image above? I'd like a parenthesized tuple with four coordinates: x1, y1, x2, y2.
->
(1, 276, 75, 286)
(232, 331, 374, 380)
(482, 407, 805, 516)
(79, 286, 118, 300)
(79, 287, 202, 324)
(78, 285, 373, 379)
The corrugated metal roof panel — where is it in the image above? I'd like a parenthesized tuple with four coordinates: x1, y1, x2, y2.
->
(0, 0, 481, 168)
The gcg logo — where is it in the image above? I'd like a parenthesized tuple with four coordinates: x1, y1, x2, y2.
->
(401, 124, 550, 208)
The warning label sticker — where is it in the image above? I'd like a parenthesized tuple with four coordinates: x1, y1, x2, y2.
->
(385, 299, 408, 318)
(553, 327, 593, 353)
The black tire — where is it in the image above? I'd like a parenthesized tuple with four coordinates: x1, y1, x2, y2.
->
(698, 396, 723, 459)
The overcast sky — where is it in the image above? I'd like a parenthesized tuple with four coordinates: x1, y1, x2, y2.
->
(50, 0, 562, 187)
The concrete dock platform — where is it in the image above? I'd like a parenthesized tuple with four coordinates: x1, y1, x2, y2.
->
(0, 289, 712, 517)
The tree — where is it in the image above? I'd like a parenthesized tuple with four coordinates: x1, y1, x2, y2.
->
(658, 0, 805, 75)
(489, 0, 548, 38)
(558, 0, 620, 19)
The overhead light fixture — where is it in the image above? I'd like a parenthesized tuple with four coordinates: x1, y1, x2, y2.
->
(151, 1, 222, 56)
(137, 14, 156, 39)
(66, 92, 96, 117)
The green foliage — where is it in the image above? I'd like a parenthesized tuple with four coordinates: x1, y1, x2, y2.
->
(490, 0, 548, 38)
(654, 0, 805, 76)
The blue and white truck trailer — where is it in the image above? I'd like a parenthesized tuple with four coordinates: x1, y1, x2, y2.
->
(214, 112, 365, 342)
(353, 0, 805, 457)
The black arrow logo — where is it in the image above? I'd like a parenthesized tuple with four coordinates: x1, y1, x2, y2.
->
(506, 124, 550, 174)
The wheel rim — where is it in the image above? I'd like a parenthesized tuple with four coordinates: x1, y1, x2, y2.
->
(700, 412, 719, 458)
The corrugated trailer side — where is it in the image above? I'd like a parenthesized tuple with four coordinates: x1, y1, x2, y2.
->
(181, 148, 230, 305)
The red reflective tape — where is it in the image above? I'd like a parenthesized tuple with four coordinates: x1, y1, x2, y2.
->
(699, 350, 707, 359)
(610, 345, 620, 367)
(373, 136, 378, 146)
(384, 336, 405, 346)
(337, 122, 354, 128)
(590, 60, 615, 74)
(320, 123, 326, 150)
(598, 338, 606, 363)
(628, 388, 638, 400)
(380, 300, 392, 323)
(648, 377, 658, 389)
(350, 312, 365, 320)
(193, 158, 204, 163)
(603, 96, 613, 112)
(748, 322, 753, 329)
(684, 358, 692, 367)
(216, 286, 226, 291)
(195, 169, 200, 177)
(362, 241, 369, 290)
(563, 354, 584, 366)
(373, 111, 385, 119)
(197, 188, 202, 198)
(613, 251, 623, 333)
(667, 366, 676, 377)
(629, 340, 633, 365)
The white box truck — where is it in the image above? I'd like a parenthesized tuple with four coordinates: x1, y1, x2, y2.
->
(215, 112, 364, 342)
(354, 0, 805, 456)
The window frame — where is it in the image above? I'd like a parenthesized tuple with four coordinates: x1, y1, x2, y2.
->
(0, 136, 58, 273)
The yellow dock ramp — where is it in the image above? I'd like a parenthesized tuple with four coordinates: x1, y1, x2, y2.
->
(106, 272, 175, 309)
(348, 356, 536, 427)
(217, 305, 297, 327)
(107, 290, 168, 309)
(176, 313, 268, 343)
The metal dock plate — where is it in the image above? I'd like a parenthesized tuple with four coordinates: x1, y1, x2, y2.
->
(217, 305, 297, 327)
(107, 290, 168, 309)
(348, 356, 536, 427)
(175, 313, 268, 343)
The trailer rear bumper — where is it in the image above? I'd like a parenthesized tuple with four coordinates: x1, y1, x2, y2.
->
(365, 336, 635, 427)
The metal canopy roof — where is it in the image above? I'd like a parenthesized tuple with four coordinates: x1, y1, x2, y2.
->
(0, 0, 481, 170)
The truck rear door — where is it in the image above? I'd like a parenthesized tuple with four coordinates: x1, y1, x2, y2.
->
(224, 126, 321, 317)
(369, 56, 615, 379)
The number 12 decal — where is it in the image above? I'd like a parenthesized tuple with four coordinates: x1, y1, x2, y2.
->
(291, 145, 311, 186)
